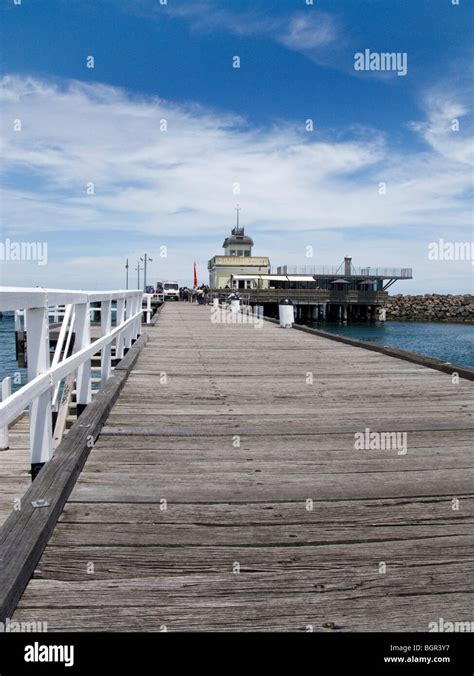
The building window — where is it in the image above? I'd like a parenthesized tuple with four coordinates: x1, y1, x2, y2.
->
(229, 249, 236, 256)
(244, 250, 250, 257)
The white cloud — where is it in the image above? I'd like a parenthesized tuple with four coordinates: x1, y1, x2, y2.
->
(409, 88, 474, 166)
(279, 13, 336, 51)
(0, 74, 472, 292)
(157, 2, 338, 59)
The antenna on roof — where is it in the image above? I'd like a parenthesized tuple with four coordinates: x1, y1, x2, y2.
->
(233, 205, 244, 235)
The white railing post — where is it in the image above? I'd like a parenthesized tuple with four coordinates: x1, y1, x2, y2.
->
(0, 377, 12, 450)
(26, 306, 53, 477)
(132, 293, 141, 340)
(136, 293, 142, 337)
(124, 297, 133, 350)
(115, 297, 126, 360)
(75, 302, 92, 415)
(144, 294, 152, 324)
(101, 300, 112, 386)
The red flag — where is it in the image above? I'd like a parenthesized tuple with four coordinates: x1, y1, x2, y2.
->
(193, 261, 198, 288)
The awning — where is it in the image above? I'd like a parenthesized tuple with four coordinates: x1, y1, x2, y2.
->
(231, 274, 262, 281)
(231, 274, 289, 282)
(359, 279, 375, 285)
(330, 278, 350, 284)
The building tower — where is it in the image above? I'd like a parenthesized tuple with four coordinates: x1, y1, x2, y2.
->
(222, 206, 254, 257)
(208, 207, 270, 289)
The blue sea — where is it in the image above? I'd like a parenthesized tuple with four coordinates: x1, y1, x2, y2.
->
(0, 314, 28, 392)
(320, 321, 474, 368)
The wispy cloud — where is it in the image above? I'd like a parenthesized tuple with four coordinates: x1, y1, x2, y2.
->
(278, 13, 336, 51)
(0, 74, 472, 291)
(409, 87, 474, 166)
(128, 0, 339, 59)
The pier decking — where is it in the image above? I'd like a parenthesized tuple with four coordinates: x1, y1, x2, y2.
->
(0, 416, 30, 526)
(6, 303, 474, 631)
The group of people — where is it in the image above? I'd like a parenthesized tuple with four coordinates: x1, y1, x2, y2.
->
(179, 285, 210, 305)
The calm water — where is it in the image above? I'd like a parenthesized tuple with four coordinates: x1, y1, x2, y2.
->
(319, 321, 474, 368)
(0, 314, 28, 392)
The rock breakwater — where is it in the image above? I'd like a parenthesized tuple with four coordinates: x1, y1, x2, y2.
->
(385, 295, 474, 322)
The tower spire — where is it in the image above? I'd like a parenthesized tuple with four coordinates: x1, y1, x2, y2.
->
(235, 204, 241, 230)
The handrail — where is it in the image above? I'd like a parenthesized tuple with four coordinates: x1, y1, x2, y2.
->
(273, 266, 413, 278)
(0, 309, 141, 428)
(0, 287, 143, 311)
(210, 289, 388, 301)
(0, 287, 145, 478)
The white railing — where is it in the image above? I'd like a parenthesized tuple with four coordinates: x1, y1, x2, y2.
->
(0, 377, 11, 450)
(142, 293, 153, 324)
(275, 265, 413, 278)
(0, 287, 146, 472)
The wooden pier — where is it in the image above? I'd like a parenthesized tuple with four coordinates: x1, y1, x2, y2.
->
(0, 415, 31, 526)
(2, 302, 473, 631)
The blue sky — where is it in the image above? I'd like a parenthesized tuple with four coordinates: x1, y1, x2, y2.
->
(0, 0, 473, 292)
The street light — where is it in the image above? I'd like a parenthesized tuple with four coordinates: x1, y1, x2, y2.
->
(135, 260, 144, 290)
(141, 253, 153, 292)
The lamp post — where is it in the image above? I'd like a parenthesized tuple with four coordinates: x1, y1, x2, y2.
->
(135, 261, 143, 290)
(141, 253, 153, 292)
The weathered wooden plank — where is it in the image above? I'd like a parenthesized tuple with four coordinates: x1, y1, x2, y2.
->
(0, 416, 32, 527)
(57, 496, 474, 526)
(109, 402, 473, 415)
(12, 591, 473, 632)
(17, 564, 474, 609)
(68, 469, 473, 503)
(47, 521, 474, 548)
(0, 333, 148, 623)
(79, 454, 474, 473)
(93, 430, 474, 451)
(29, 537, 474, 581)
